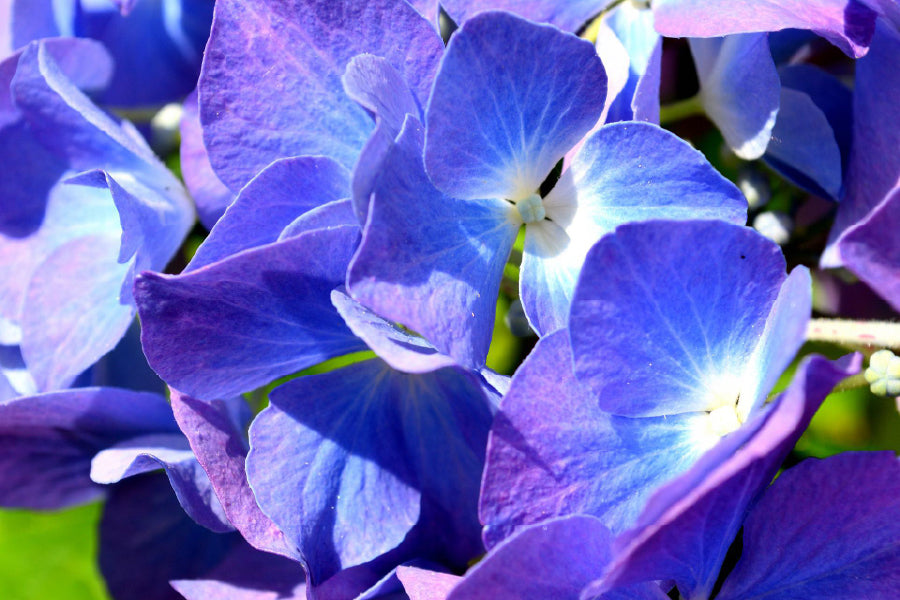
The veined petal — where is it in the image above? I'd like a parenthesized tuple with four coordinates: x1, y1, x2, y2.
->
(171, 391, 301, 561)
(200, 0, 442, 190)
(186, 156, 350, 272)
(21, 234, 134, 391)
(247, 360, 491, 586)
(570, 220, 785, 418)
(135, 227, 366, 400)
(0, 387, 177, 509)
(448, 516, 668, 600)
(595, 354, 861, 599)
(425, 11, 607, 201)
(480, 331, 709, 550)
(440, 1, 603, 32)
(348, 117, 519, 369)
(716, 451, 900, 600)
(523, 123, 746, 336)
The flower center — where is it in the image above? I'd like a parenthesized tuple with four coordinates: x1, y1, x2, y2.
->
(706, 403, 742, 438)
(516, 193, 546, 224)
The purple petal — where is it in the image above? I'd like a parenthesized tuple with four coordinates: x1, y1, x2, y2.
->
(343, 53, 421, 223)
(839, 186, 900, 312)
(180, 89, 235, 230)
(440, 1, 602, 32)
(425, 11, 607, 201)
(75, 0, 212, 108)
(570, 220, 786, 418)
(653, 0, 877, 58)
(135, 226, 366, 400)
(691, 34, 780, 160)
(89, 432, 233, 533)
(99, 473, 238, 600)
(604, 5, 662, 124)
(246, 359, 492, 586)
(170, 391, 300, 560)
(716, 451, 900, 600)
(825, 22, 900, 267)
(763, 88, 842, 199)
(279, 199, 357, 240)
(595, 354, 861, 599)
(347, 117, 518, 369)
(171, 543, 306, 600)
(200, 0, 442, 190)
(20, 234, 134, 391)
(480, 331, 709, 550)
(397, 566, 461, 600)
(331, 290, 457, 374)
(448, 516, 668, 600)
(521, 123, 746, 335)
(186, 156, 350, 273)
(0, 387, 177, 509)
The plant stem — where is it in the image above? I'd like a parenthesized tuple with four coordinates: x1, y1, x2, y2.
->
(806, 318, 900, 350)
(659, 94, 705, 125)
(831, 372, 870, 393)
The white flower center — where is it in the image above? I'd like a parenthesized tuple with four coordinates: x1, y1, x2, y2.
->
(516, 193, 546, 224)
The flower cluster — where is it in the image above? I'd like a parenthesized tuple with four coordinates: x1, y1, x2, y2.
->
(2, 1, 900, 599)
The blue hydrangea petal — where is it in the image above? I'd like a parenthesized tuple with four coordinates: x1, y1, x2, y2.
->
(135, 227, 366, 400)
(604, 5, 661, 123)
(89, 432, 233, 533)
(839, 187, 900, 312)
(348, 118, 519, 369)
(170, 391, 302, 561)
(570, 221, 785, 417)
(186, 156, 350, 272)
(825, 22, 900, 267)
(448, 515, 669, 600)
(763, 88, 842, 199)
(653, 0, 877, 58)
(440, 1, 601, 32)
(778, 64, 852, 168)
(11, 39, 158, 167)
(595, 354, 861, 599)
(691, 34, 780, 160)
(480, 331, 710, 550)
(200, 0, 442, 190)
(331, 290, 457, 374)
(738, 266, 812, 417)
(247, 360, 491, 585)
(99, 473, 239, 600)
(716, 451, 900, 600)
(522, 124, 746, 336)
(0, 387, 177, 509)
(171, 543, 307, 600)
(397, 566, 460, 600)
(425, 11, 607, 201)
(343, 53, 421, 223)
(20, 234, 135, 391)
(279, 199, 358, 240)
(66, 169, 193, 270)
(180, 89, 235, 230)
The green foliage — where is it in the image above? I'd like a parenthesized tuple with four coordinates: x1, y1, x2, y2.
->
(0, 503, 109, 600)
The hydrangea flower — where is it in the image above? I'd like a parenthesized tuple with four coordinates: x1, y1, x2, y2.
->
(479, 219, 846, 554)
(348, 11, 746, 369)
(0, 37, 193, 393)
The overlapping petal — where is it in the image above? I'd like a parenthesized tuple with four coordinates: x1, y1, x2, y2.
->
(425, 10, 607, 201)
(200, 0, 442, 190)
